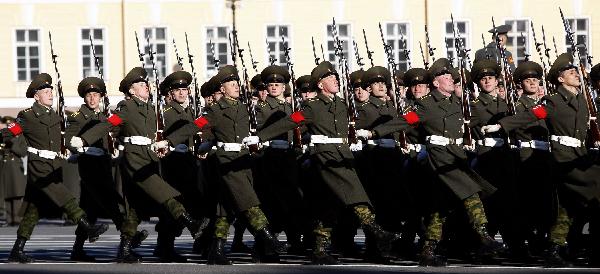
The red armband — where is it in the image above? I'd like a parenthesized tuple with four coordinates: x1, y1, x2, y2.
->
(107, 114, 123, 126)
(7, 123, 23, 136)
(403, 111, 420, 125)
(532, 105, 547, 120)
(194, 116, 209, 129)
(290, 111, 305, 124)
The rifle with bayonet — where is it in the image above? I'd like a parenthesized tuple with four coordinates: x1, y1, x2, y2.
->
(541, 26, 552, 66)
(419, 42, 428, 69)
(451, 14, 473, 146)
(49, 32, 67, 157)
(425, 25, 436, 63)
(145, 34, 166, 155)
(281, 34, 303, 149)
(332, 18, 358, 145)
(531, 22, 551, 91)
(482, 34, 492, 60)
(135, 31, 146, 67)
(184, 33, 203, 156)
(363, 29, 375, 67)
(521, 32, 531, 61)
(209, 39, 220, 69)
(89, 34, 115, 155)
(311, 36, 321, 65)
(353, 38, 365, 69)
(266, 38, 277, 66)
(400, 29, 411, 69)
(173, 38, 184, 70)
(492, 17, 517, 116)
(248, 42, 259, 73)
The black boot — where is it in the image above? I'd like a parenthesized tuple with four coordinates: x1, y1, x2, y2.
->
(178, 213, 210, 239)
(476, 224, 505, 256)
(207, 238, 232, 265)
(310, 235, 339, 265)
(116, 236, 142, 263)
(230, 227, 251, 253)
(8, 237, 34, 263)
(419, 240, 447, 267)
(254, 227, 288, 256)
(78, 217, 108, 243)
(285, 230, 306, 256)
(70, 228, 95, 262)
(130, 230, 149, 249)
(544, 243, 572, 267)
(153, 233, 187, 263)
(362, 221, 401, 257)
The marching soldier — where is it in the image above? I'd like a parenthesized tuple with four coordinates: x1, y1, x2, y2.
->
(0, 116, 26, 226)
(251, 74, 268, 103)
(72, 67, 209, 263)
(65, 77, 148, 262)
(297, 75, 318, 101)
(483, 53, 600, 267)
(6, 73, 109, 263)
(474, 24, 516, 72)
(254, 61, 400, 265)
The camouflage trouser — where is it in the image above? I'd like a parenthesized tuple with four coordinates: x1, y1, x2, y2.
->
(424, 212, 445, 242)
(244, 206, 269, 232)
(313, 221, 333, 253)
(163, 197, 187, 220)
(17, 198, 84, 240)
(353, 204, 376, 226)
(214, 217, 230, 239)
(549, 206, 571, 246)
(463, 193, 488, 233)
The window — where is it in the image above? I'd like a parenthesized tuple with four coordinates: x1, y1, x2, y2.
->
(205, 26, 230, 77)
(385, 23, 410, 71)
(505, 19, 530, 66)
(81, 28, 105, 78)
(565, 18, 590, 69)
(143, 27, 168, 79)
(266, 25, 289, 67)
(15, 29, 40, 81)
(444, 20, 469, 67)
(326, 23, 352, 69)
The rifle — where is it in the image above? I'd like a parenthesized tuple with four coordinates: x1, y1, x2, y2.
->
(184, 33, 203, 155)
(145, 34, 166, 154)
(248, 42, 259, 73)
(445, 37, 455, 65)
(228, 33, 237, 68)
(400, 29, 411, 69)
(266, 38, 277, 66)
(135, 31, 145, 67)
(89, 34, 115, 155)
(419, 42, 428, 69)
(560, 7, 600, 144)
(173, 37, 195, 118)
(450, 14, 473, 146)
(352, 38, 365, 69)
(209, 39, 220, 69)
(491, 17, 517, 116)
(232, 30, 259, 152)
(363, 29, 375, 67)
(332, 18, 358, 145)
(320, 43, 326, 64)
(281, 35, 303, 149)
(521, 32, 531, 61)
(531, 22, 551, 92)
(311, 37, 321, 65)
(482, 34, 492, 60)
(424, 25, 436, 63)
(172, 38, 184, 70)
(553, 36, 559, 60)
(48, 32, 67, 157)
(541, 25, 552, 65)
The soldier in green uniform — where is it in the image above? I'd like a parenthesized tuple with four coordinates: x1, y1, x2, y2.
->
(0, 116, 26, 226)
(5, 73, 109, 263)
(252, 61, 400, 265)
(469, 59, 519, 254)
(74, 67, 209, 263)
(65, 77, 148, 262)
(475, 24, 516, 72)
(251, 74, 268, 103)
(297, 75, 317, 101)
(166, 65, 287, 265)
(368, 58, 502, 266)
(483, 53, 600, 267)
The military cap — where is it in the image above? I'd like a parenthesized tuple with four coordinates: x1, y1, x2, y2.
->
(514, 61, 543, 83)
(260, 65, 290, 84)
(349, 69, 365, 89)
(296, 75, 313, 93)
(548, 53, 576, 85)
(489, 24, 511, 34)
(311, 61, 338, 84)
(251, 74, 267, 91)
(119, 67, 148, 94)
(77, 77, 106, 97)
(394, 70, 405, 86)
(404, 68, 429, 87)
(471, 59, 501, 82)
(26, 73, 53, 98)
(159, 71, 193, 96)
(1, 116, 15, 124)
(590, 63, 600, 89)
(364, 66, 392, 87)
(214, 65, 239, 85)
(200, 81, 211, 98)
(428, 58, 453, 78)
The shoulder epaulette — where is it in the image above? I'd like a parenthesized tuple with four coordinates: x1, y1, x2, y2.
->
(23, 108, 32, 113)
(418, 94, 431, 101)
(471, 99, 479, 104)
(70, 111, 80, 117)
(514, 102, 523, 108)
(164, 107, 173, 113)
(258, 101, 268, 107)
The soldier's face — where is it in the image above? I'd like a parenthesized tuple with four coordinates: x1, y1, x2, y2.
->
(169, 87, 189, 104)
(204, 96, 214, 105)
(319, 75, 339, 95)
(433, 74, 455, 94)
(498, 34, 508, 47)
(34, 87, 54, 107)
(369, 81, 388, 98)
(521, 78, 540, 95)
(258, 89, 268, 101)
(478, 76, 499, 93)
(130, 81, 149, 101)
(84, 91, 102, 111)
(267, 82, 285, 98)
(221, 80, 240, 99)
(410, 84, 430, 99)
(213, 91, 223, 101)
(354, 86, 369, 103)
(301, 91, 317, 100)
(558, 68, 581, 87)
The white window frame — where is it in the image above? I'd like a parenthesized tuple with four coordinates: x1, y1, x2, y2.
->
(504, 18, 531, 66)
(14, 28, 42, 82)
(443, 19, 471, 68)
(325, 22, 353, 71)
(265, 24, 291, 68)
(79, 27, 108, 80)
(204, 25, 231, 78)
(566, 17, 592, 69)
(383, 22, 411, 71)
(141, 26, 169, 80)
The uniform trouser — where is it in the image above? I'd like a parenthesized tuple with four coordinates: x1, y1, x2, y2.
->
(424, 193, 488, 242)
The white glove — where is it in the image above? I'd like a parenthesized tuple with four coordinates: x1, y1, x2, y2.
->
(595, 141, 600, 148)
(151, 140, 170, 152)
(349, 142, 363, 152)
(70, 136, 84, 149)
(242, 136, 260, 146)
(111, 148, 120, 159)
(463, 143, 476, 152)
(355, 129, 372, 140)
(481, 124, 501, 135)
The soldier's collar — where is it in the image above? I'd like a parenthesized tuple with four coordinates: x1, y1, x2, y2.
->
(132, 96, 148, 106)
(169, 101, 185, 113)
(430, 89, 447, 101)
(369, 96, 385, 107)
(266, 96, 285, 107)
(80, 104, 95, 118)
(317, 92, 334, 103)
(556, 85, 575, 101)
(32, 102, 51, 116)
(478, 92, 495, 104)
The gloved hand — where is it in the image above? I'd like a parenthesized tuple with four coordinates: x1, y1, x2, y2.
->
(349, 142, 363, 152)
(151, 140, 170, 152)
(463, 143, 476, 152)
(70, 137, 84, 149)
(355, 129, 372, 140)
(481, 124, 501, 135)
(242, 136, 260, 146)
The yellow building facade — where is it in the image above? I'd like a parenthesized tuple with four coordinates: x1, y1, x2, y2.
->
(0, 0, 597, 116)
